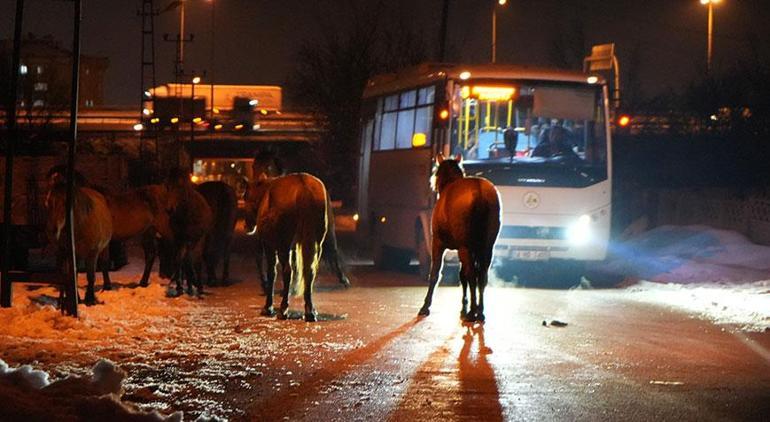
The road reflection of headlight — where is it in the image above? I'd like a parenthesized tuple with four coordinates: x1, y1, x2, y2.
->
(566, 214, 591, 246)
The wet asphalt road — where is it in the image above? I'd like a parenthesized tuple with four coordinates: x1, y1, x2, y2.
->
(232, 266, 770, 422)
(4, 231, 768, 421)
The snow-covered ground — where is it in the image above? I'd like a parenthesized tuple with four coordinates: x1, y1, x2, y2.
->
(595, 225, 770, 332)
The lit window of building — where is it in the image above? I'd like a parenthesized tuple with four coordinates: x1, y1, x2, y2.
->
(19, 64, 28, 75)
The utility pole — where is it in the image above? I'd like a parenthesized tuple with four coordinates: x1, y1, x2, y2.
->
(138, 0, 159, 180)
(1, 0, 25, 308)
(62, 0, 83, 317)
(438, 0, 450, 62)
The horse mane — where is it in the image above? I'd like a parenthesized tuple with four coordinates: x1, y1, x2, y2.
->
(430, 159, 465, 193)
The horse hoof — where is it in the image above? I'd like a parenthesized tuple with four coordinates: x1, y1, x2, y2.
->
(102, 285, 112, 291)
(476, 313, 486, 323)
(139, 282, 149, 288)
(418, 306, 430, 316)
(261, 306, 276, 317)
(462, 313, 477, 323)
(340, 276, 351, 288)
(277, 311, 289, 320)
(304, 312, 318, 322)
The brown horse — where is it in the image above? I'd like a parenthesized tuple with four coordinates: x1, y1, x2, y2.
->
(103, 184, 170, 287)
(196, 181, 237, 286)
(45, 180, 113, 305)
(244, 173, 328, 322)
(251, 150, 350, 292)
(162, 169, 213, 296)
(46, 166, 170, 287)
(418, 154, 501, 322)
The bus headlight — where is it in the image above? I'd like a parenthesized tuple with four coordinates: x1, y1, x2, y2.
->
(566, 214, 591, 246)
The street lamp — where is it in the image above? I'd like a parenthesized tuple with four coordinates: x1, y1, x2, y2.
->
(492, 0, 507, 63)
(191, 75, 201, 143)
(208, 0, 215, 120)
(700, 0, 721, 73)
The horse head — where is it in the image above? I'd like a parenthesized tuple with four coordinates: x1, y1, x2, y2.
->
(430, 153, 465, 193)
(164, 168, 194, 216)
(243, 174, 271, 236)
(44, 183, 67, 244)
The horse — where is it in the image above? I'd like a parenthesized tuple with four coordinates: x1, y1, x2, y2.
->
(418, 153, 501, 322)
(195, 181, 237, 286)
(102, 184, 170, 287)
(46, 166, 170, 287)
(244, 173, 328, 322)
(251, 150, 350, 292)
(161, 168, 213, 296)
(44, 178, 113, 306)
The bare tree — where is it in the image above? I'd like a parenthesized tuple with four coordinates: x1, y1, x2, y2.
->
(287, 1, 427, 204)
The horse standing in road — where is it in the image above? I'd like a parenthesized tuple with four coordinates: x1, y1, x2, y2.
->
(45, 178, 113, 305)
(196, 181, 237, 286)
(162, 169, 213, 296)
(418, 154, 501, 322)
(244, 173, 329, 322)
(250, 150, 350, 292)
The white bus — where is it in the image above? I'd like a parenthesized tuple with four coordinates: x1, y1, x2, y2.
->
(357, 63, 611, 282)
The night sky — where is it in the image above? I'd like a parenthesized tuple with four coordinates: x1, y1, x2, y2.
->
(2, 0, 769, 107)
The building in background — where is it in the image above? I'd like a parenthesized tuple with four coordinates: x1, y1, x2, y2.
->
(0, 34, 108, 110)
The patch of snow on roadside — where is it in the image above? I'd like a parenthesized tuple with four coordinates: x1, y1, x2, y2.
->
(624, 280, 770, 332)
(597, 225, 770, 284)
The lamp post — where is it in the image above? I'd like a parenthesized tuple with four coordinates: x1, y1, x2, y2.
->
(700, 0, 721, 73)
(191, 75, 200, 143)
(491, 0, 507, 63)
(208, 0, 215, 119)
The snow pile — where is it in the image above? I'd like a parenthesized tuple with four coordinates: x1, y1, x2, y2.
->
(596, 225, 770, 284)
(0, 282, 201, 341)
(624, 280, 770, 332)
(0, 358, 187, 421)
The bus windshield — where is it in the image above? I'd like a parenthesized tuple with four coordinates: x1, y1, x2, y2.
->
(450, 82, 607, 185)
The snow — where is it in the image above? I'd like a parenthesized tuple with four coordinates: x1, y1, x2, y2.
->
(623, 280, 770, 332)
(597, 225, 770, 284)
(0, 358, 186, 421)
(596, 225, 770, 332)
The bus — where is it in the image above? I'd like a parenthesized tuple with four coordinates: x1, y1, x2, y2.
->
(356, 63, 612, 282)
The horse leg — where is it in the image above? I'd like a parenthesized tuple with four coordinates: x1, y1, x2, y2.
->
(221, 235, 232, 285)
(418, 242, 446, 316)
(139, 230, 156, 287)
(460, 263, 469, 319)
(476, 250, 493, 323)
(173, 245, 186, 296)
(193, 245, 204, 296)
(277, 249, 292, 320)
(261, 249, 277, 316)
(204, 240, 217, 287)
(84, 255, 98, 306)
(99, 249, 112, 291)
(303, 243, 321, 322)
(255, 241, 269, 295)
(458, 248, 477, 322)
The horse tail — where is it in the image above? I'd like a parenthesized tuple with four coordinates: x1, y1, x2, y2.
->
(291, 241, 305, 297)
(322, 194, 350, 285)
(470, 181, 500, 276)
(290, 180, 326, 297)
